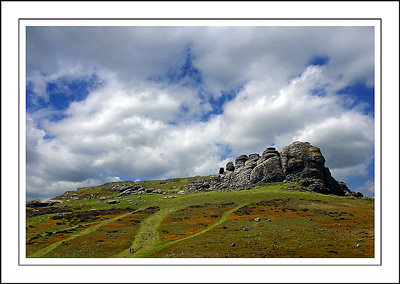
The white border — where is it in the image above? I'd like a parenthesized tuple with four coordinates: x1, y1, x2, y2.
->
(2, 1, 398, 283)
(22, 19, 380, 27)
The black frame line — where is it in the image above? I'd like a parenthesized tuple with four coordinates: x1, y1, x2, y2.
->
(18, 17, 383, 267)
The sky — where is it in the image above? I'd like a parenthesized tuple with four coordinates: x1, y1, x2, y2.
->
(25, 26, 375, 200)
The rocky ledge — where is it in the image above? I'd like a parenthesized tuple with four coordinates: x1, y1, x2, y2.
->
(189, 141, 363, 197)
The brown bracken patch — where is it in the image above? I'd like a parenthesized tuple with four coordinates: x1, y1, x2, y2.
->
(159, 203, 236, 242)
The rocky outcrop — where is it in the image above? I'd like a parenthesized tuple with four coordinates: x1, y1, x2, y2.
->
(27, 199, 62, 208)
(188, 141, 362, 197)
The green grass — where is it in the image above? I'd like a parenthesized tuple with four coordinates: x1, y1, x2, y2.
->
(26, 179, 374, 258)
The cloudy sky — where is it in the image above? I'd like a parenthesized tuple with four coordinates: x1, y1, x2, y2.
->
(26, 26, 375, 200)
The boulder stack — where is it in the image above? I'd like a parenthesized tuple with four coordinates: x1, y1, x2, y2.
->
(188, 141, 362, 197)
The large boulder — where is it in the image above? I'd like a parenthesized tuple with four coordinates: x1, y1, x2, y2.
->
(226, 162, 235, 171)
(27, 199, 62, 208)
(258, 147, 280, 164)
(281, 141, 326, 180)
(250, 155, 285, 184)
(235, 155, 249, 168)
(281, 141, 346, 195)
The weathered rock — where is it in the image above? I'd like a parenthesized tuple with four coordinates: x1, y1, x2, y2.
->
(27, 199, 62, 208)
(188, 176, 222, 192)
(187, 141, 358, 197)
(250, 155, 285, 184)
(107, 200, 120, 204)
(226, 162, 235, 171)
(235, 155, 249, 168)
(259, 147, 280, 164)
(219, 167, 224, 174)
(248, 153, 260, 161)
(280, 141, 344, 195)
(153, 189, 162, 194)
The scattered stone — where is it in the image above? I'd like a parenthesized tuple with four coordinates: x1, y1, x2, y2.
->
(107, 200, 120, 204)
(160, 181, 167, 184)
(99, 197, 107, 200)
(177, 190, 189, 195)
(27, 199, 62, 208)
(356, 244, 362, 248)
(254, 217, 261, 222)
(265, 219, 272, 222)
(231, 243, 236, 247)
(153, 189, 162, 194)
(238, 227, 250, 231)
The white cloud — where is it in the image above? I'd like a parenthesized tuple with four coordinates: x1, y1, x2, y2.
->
(26, 26, 375, 199)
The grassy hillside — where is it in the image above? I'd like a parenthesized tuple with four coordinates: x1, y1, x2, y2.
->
(26, 177, 374, 258)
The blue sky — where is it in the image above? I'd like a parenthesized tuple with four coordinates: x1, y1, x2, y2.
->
(26, 26, 375, 200)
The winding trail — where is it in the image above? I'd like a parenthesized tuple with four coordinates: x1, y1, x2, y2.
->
(30, 202, 246, 258)
(29, 211, 135, 258)
(116, 203, 247, 258)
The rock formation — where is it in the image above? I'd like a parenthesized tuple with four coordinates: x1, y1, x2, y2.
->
(26, 199, 62, 208)
(188, 141, 362, 197)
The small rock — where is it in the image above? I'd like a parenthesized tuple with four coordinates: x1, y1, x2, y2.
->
(239, 227, 250, 231)
(265, 219, 272, 222)
(107, 200, 120, 204)
(177, 190, 189, 195)
(356, 243, 362, 248)
(231, 243, 235, 247)
(164, 196, 177, 199)
(254, 217, 261, 222)
(219, 167, 224, 174)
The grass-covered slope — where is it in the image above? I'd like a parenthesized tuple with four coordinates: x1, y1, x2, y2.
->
(26, 177, 374, 258)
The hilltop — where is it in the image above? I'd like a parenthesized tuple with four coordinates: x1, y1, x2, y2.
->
(25, 142, 373, 258)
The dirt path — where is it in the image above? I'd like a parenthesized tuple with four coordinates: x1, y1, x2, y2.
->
(114, 207, 178, 258)
(30, 201, 246, 258)
(28, 211, 135, 258)
(116, 203, 247, 258)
